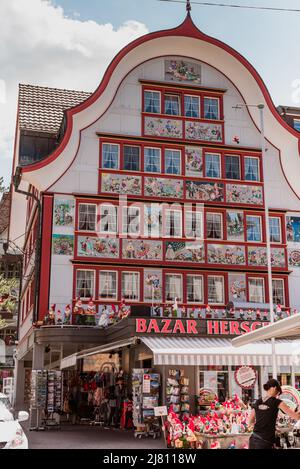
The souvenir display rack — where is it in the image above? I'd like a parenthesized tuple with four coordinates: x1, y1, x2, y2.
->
(166, 369, 190, 418)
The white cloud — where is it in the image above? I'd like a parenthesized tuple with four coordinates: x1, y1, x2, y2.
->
(0, 0, 149, 184)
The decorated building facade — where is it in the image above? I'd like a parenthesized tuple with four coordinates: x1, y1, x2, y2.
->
(9, 10, 300, 408)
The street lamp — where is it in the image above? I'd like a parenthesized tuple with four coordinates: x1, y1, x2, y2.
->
(233, 103, 277, 379)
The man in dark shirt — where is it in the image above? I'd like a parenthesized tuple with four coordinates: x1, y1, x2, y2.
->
(249, 379, 300, 449)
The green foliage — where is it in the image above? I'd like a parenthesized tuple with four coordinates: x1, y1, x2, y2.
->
(0, 275, 18, 312)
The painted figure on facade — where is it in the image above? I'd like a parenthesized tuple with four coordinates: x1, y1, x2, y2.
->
(144, 117, 183, 139)
(165, 59, 201, 84)
(186, 181, 224, 202)
(208, 244, 246, 265)
(54, 199, 74, 227)
(185, 146, 203, 176)
(226, 184, 263, 206)
(165, 242, 204, 263)
(185, 122, 222, 142)
(52, 234, 74, 256)
(145, 177, 183, 199)
(102, 174, 142, 195)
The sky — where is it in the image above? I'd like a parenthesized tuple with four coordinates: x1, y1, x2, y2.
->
(1, 0, 300, 185)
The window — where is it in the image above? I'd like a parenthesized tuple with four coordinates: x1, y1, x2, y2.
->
(184, 95, 200, 118)
(165, 274, 182, 302)
(165, 149, 181, 175)
(225, 155, 240, 180)
(246, 215, 262, 242)
(144, 205, 162, 237)
(187, 275, 203, 303)
(164, 95, 180, 116)
(123, 146, 140, 171)
(249, 278, 265, 303)
(165, 210, 182, 237)
(272, 279, 285, 306)
(293, 119, 300, 132)
(102, 143, 119, 169)
(185, 211, 203, 238)
(269, 217, 281, 243)
(76, 270, 95, 299)
(144, 90, 160, 113)
(206, 213, 223, 239)
(99, 205, 117, 234)
(204, 97, 219, 120)
(78, 204, 97, 231)
(205, 153, 221, 178)
(99, 271, 117, 299)
(144, 148, 161, 173)
(207, 276, 224, 304)
(122, 207, 140, 235)
(245, 157, 260, 181)
(122, 272, 140, 301)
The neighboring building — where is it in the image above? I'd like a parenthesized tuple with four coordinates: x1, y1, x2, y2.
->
(277, 105, 300, 132)
(9, 10, 300, 412)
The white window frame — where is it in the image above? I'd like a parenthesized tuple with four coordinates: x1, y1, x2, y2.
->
(76, 269, 96, 300)
(144, 147, 162, 173)
(207, 275, 225, 305)
(121, 271, 140, 302)
(99, 270, 118, 301)
(225, 154, 241, 180)
(248, 277, 265, 303)
(204, 97, 220, 120)
(272, 278, 285, 306)
(205, 153, 221, 179)
(164, 209, 182, 238)
(206, 212, 223, 240)
(123, 145, 141, 172)
(246, 215, 262, 242)
(185, 210, 203, 239)
(164, 94, 181, 116)
(99, 204, 118, 235)
(184, 94, 200, 118)
(101, 143, 120, 170)
(187, 274, 204, 304)
(165, 273, 183, 303)
(122, 206, 141, 235)
(269, 217, 282, 244)
(164, 148, 182, 175)
(144, 90, 161, 114)
(293, 119, 300, 132)
(244, 156, 260, 182)
(78, 203, 97, 232)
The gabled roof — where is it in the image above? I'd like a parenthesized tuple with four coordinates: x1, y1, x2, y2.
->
(18, 84, 92, 136)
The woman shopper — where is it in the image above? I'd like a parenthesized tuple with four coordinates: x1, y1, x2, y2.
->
(248, 379, 300, 449)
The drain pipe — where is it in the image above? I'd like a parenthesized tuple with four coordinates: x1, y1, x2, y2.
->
(12, 166, 42, 325)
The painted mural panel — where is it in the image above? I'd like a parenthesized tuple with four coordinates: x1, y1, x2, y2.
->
(228, 273, 247, 302)
(122, 239, 162, 260)
(226, 184, 263, 206)
(248, 247, 285, 267)
(226, 211, 244, 241)
(165, 241, 204, 263)
(288, 249, 300, 267)
(78, 237, 119, 258)
(286, 216, 300, 242)
(144, 116, 182, 139)
(101, 173, 141, 195)
(185, 121, 223, 142)
(186, 181, 224, 202)
(144, 270, 163, 303)
(145, 177, 183, 198)
(185, 146, 203, 177)
(53, 198, 75, 227)
(52, 234, 74, 256)
(207, 244, 246, 265)
(165, 59, 201, 84)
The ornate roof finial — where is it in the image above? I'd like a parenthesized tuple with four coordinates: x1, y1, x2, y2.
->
(186, 0, 192, 13)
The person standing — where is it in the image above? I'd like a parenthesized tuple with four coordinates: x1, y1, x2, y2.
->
(248, 379, 300, 449)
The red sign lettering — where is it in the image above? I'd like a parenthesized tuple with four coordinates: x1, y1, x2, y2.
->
(206, 321, 220, 335)
(187, 320, 198, 334)
(250, 322, 263, 331)
(229, 321, 241, 336)
(161, 319, 173, 334)
(173, 320, 186, 334)
(147, 319, 160, 333)
(220, 321, 229, 335)
(240, 322, 251, 334)
(136, 318, 147, 333)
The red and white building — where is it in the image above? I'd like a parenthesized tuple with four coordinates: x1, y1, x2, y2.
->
(9, 9, 300, 408)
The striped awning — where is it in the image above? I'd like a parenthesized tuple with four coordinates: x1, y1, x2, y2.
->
(141, 337, 299, 367)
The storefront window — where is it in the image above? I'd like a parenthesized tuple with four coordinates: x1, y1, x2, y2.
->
(272, 279, 285, 306)
(144, 148, 161, 173)
(199, 367, 228, 402)
(187, 275, 203, 303)
(206, 213, 223, 239)
(207, 276, 224, 304)
(78, 204, 97, 231)
(99, 271, 117, 299)
(102, 143, 119, 169)
(76, 270, 95, 299)
(99, 205, 117, 233)
(248, 278, 265, 303)
(165, 274, 182, 302)
(121, 272, 140, 301)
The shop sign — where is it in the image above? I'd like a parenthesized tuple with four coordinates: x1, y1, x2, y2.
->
(279, 386, 300, 413)
(142, 374, 151, 393)
(135, 318, 268, 336)
(154, 406, 168, 417)
(234, 366, 257, 389)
